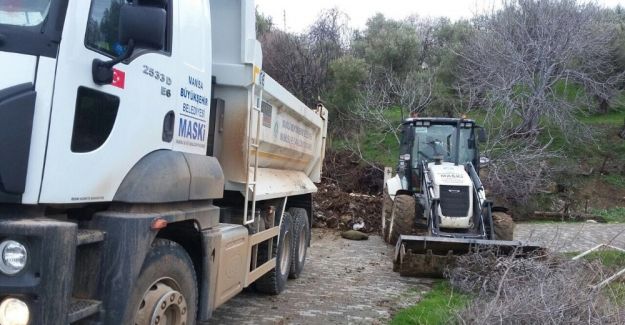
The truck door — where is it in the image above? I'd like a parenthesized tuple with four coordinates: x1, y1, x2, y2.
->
(39, 0, 200, 203)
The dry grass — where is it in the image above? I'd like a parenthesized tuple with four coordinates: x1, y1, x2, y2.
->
(447, 250, 625, 324)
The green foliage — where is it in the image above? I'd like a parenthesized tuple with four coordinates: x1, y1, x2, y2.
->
(255, 9, 273, 38)
(326, 56, 369, 121)
(582, 250, 625, 270)
(391, 282, 470, 325)
(603, 174, 625, 188)
(353, 14, 421, 77)
(592, 207, 625, 223)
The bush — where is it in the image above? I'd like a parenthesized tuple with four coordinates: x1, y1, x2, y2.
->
(447, 250, 624, 324)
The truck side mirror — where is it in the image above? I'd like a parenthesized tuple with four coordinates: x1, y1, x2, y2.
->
(92, 5, 167, 85)
(477, 127, 487, 143)
(119, 5, 167, 50)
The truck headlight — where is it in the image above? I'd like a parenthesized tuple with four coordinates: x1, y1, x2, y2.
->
(0, 241, 28, 275)
(0, 298, 30, 325)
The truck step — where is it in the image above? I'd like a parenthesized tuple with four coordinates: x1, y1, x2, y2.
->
(68, 298, 102, 323)
(77, 229, 106, 246)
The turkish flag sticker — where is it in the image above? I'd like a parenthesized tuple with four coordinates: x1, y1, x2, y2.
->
(112, 68, 126, 89)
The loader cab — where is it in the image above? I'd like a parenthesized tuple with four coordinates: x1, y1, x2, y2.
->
(397, 118, 483, 192)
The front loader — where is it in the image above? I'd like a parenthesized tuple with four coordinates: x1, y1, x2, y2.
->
(382, 118, 541, 277)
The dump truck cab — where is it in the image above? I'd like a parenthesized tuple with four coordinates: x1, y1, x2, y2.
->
(0, 1, 328, 324)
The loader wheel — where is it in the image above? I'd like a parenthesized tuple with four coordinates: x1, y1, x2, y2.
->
(288, 208, 309, 279)
(255, 212, 293, 295)
(128, 239, 197, 325)
(492, 212, 515, 240)
(389, 194, 416, 245)
(381, 186, 393, 243)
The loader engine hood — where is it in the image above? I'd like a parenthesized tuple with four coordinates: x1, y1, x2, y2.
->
(428, 162, 474, 229)
(0, 52, 37, 203)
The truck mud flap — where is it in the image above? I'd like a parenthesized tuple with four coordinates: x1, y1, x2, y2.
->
(393, 235, 544, 278)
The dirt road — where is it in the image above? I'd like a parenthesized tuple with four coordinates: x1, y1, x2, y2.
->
(209, 229, 433, 325)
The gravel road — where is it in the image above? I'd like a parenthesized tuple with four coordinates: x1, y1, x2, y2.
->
(515, 222, 625, 252)
(208, 223, 625, 324)
(209, 229, 433, 325)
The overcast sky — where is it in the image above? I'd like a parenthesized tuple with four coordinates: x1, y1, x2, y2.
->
(256, 0, 625, 33)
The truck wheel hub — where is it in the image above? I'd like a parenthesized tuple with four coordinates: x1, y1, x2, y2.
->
(135, 280, 187, 325)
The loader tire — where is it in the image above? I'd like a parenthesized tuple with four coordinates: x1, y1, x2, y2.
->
(381, 186, 393, 243)
(492, 212, 515, 240)
(389, 194, 416, 245)
(255, 212, 293, 295)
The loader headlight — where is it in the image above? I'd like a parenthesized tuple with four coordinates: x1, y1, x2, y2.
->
(0, 241, 28, 275)
(0, 298, 30, 325)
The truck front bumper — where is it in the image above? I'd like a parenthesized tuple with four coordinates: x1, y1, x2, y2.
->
(0, 217, 77, 325)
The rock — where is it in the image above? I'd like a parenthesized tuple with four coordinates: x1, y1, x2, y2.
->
(340, 214, 353, 225)
(341, 230, 369, 241)
(326, 216, 339, 229)
(586, 220, 598, 224)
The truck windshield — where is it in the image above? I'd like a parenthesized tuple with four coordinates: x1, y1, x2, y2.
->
(0, 0, 51, 27)
(412, 125, 475, 167)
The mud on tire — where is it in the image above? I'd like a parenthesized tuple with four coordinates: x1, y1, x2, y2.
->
(255, 212, 293, 295)
(381, 186, 393, 243)
(288, 208, 309, 279)
(126, 239, 198, 325)
(389, 194, 416, 245)
(492, 212, 515, 240)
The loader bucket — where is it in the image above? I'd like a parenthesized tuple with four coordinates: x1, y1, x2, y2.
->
(393, 235, 544, 277)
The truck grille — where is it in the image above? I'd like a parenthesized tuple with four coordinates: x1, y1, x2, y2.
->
(439, 185, 470, 217)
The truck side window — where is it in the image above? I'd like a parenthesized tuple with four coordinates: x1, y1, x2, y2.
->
(71, 87, 120, 153)
(85, 0, 171, 57)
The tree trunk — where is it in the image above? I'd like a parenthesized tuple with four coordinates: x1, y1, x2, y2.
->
(597, 97, 609, 114)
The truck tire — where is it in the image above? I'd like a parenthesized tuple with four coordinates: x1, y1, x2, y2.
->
(389, 194, 416, 245)
(381, 186, 393, 243)
(288, 208, 309, 279)
(127, 239, 197, 325)
(255, 212, 293, 295)
(492, 212, 515, 240)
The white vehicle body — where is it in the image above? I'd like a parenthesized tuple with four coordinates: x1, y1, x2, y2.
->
(428, 163, 474, 229)
(0, 0, 327, 324)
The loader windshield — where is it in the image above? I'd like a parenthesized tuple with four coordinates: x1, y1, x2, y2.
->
(0, 0, 50, 26)
(412, 125, 475, 167)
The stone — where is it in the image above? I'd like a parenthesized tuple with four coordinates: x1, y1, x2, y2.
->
(341, 230, 369, 241)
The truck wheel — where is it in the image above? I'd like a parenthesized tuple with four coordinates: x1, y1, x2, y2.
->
(381, 186, 393, 243)
(492, 212, 515, 240)
(255, 212, 293, 295)
(288, 208, 309, 279)
(128, 239, 197, 325)
(389, 194, 416, 245)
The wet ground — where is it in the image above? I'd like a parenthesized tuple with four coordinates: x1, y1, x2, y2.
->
(209, 229, 433, 325)
(208, 223, 625, 324)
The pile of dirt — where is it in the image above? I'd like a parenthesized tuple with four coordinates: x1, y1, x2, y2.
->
(313, 150, 384, 233)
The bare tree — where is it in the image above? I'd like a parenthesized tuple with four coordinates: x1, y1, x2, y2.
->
(259, 9, 349, 107)
(388, 69, 435, 118)
(458, 0, 624, 137)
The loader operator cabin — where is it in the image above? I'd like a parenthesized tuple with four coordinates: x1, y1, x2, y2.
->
(0, 0, 328, 324)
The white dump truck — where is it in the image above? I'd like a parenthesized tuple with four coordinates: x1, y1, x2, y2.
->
(0, 0, 328, 324)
